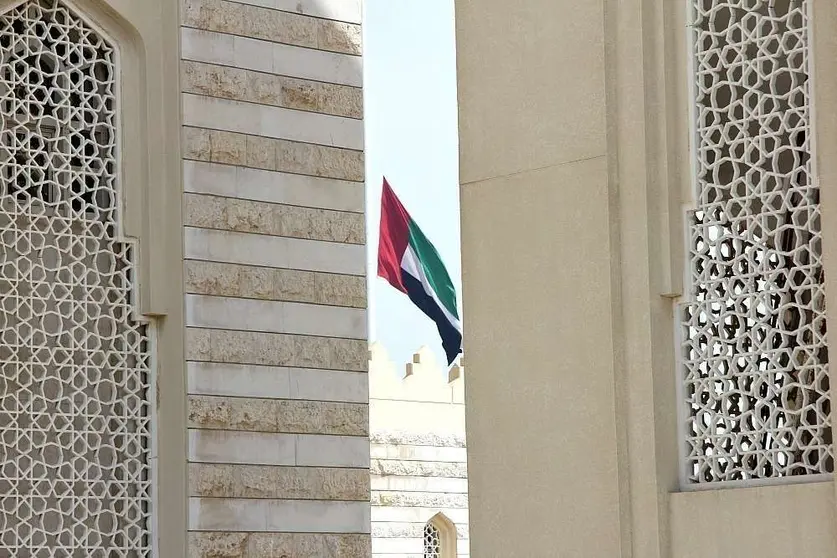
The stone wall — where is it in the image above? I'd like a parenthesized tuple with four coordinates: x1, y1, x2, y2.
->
(177, 0, 369, 555)
(369, 344, 470, 557)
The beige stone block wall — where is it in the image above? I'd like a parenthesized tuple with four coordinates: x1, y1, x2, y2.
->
(179, 0, 368, 555)
(369, 345, 469, 557)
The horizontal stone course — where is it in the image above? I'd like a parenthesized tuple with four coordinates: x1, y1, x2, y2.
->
(187, 361, 368, 403)
(369, 443, 466, 463)
(189, 497, 370, 532)
(371, 491, 468, 509)
(185, 294, 366, 339)
(184, 193, 364, 244)
(370, 459, 467, 479)
(183, 94, 363, 150)
(181, 28, 362, 87)
(189, 532, 370, 558)
(370, 431, 467, 448)
(188, 394, 368, 436)
(232, 0, 362, 24)
(186, 327, 367, 370)
(185, 260, 365, 308)
(371, 474, 468, 495)
(183, 127, 364, 181)
(182, 60, 362, 118)
(184, 160, 363, 213)
(189, 463, 369, 500)
(188, 429, 370, 468)
(184, 227, 365, 276)
(182, 0, 361, 54)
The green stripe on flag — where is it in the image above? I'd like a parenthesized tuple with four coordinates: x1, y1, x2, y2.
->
(407, 220, 459, 320)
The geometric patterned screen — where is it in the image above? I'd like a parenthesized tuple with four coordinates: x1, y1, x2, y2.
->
(680, 0, 832, 484)
(423, 522, 441, 558)
(0, 0, 152, 553)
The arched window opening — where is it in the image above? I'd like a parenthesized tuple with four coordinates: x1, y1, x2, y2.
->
(0, 0, 152, 555)
(680, 0, 831, 486)
(424, 513, 457, 558)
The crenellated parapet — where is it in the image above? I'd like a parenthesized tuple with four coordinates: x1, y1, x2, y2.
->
(369, 342, 465, 404)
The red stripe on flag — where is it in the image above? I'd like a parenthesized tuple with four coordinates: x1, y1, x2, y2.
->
(377, 177, 411, 294)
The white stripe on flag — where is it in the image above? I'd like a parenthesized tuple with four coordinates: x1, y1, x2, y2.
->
(401, 245, 462, 332)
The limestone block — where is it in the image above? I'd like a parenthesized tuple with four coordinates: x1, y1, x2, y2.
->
(370, 491, 468, 509)
(369, 443, 467, 463)
(370, 431, 466, 448)
(183, 161, 364, 213)
(310, 270, 367, 308)
(238, 266, 274, 300)
(245, 135, 276, 170)
(182, 127, 211, 161)
(183, 228, 366, 276)
(182, 0, 361, 54)
(370, 459, 467, 479)
(181, 61, 362, 118)
(189, 463, 369, 500)
(186, 328, 211, 361)
(184, 294, 367, 339)
(184, 261, 366, 308)
(189, 532, 370, 558)
(182, 127, 364, 181)
(188, 429, 297, 466)
(317, 20, 362, 55)
(184, 328, 367, 371)
(183, 95, 364, 150)
(188, 395, 369, 436)
(189, 497, 370, 532)
(184, 260, 241, 298)
(209, 129, 247, 165)
(370, 474, 468, 494)
(276, 138, 364, 181)
(296, 433, 371, 468)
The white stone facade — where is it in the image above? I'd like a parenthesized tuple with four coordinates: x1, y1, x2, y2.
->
(369, 344, 469, 557)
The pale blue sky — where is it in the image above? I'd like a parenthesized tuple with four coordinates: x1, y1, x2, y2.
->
(363, 0, 462, 369)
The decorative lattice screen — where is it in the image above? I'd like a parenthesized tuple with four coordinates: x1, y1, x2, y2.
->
(423, 522, 441, 558)
(0, 0, 152, 554)
(680, 0, 832, 485)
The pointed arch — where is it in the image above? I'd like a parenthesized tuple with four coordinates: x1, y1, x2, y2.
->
(424, 512, 458, 557)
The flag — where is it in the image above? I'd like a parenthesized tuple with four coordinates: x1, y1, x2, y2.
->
(377, 178, 463, 365)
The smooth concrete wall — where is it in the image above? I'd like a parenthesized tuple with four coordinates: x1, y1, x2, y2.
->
(178, 0, 370, 555)
(670, 483, 837, 557)
(455, 1, 623, 556)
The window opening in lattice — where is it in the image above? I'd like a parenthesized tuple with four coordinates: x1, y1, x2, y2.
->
(424, 521, 442, 558)
(680, 0, 832, 485)
(0, 0, 152, 555)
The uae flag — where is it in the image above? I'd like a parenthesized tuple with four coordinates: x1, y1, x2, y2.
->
(377, 178, 463, 365)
